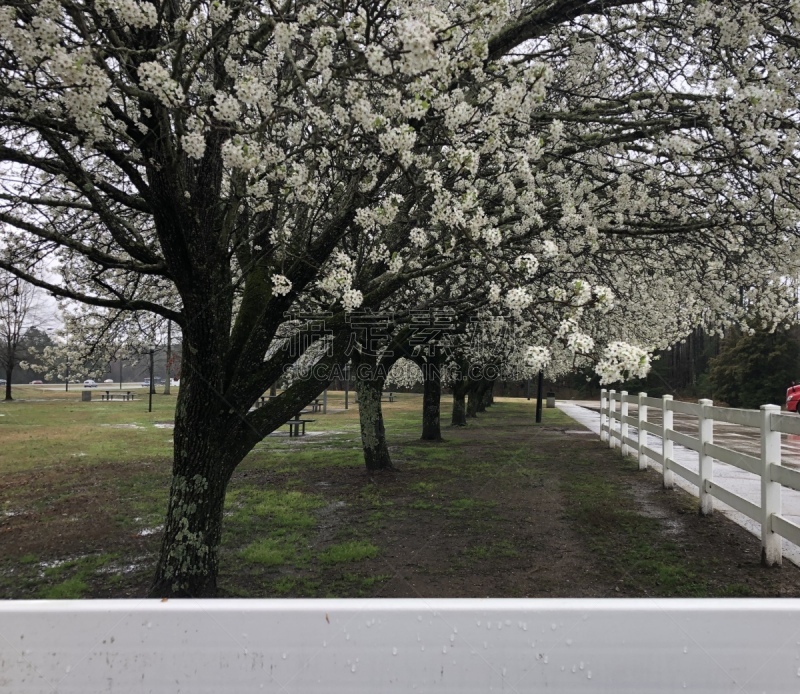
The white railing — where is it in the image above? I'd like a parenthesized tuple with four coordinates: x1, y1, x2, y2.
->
(3, 598, 800, 691)
(600, 389, 800, 566)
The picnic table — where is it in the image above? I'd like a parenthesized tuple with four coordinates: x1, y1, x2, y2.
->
(101, 390, 135, 401)
(285, 419, 315, 436)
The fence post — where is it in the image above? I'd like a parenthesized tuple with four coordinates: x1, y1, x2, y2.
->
(600, 389, 608, 442)
(760, 404, 782, 566)
(620, 391, 629, 456)
(638, 392, 648, 470)
(698, 398, 714, 516)
(662, 395, 674, 488)
(608, 390, 617, 449)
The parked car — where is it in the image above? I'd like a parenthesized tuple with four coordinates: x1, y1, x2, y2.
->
(788, 383, 800, 413)
(83, 379, 97, 388)
(104, 379, 114, 384)
(0, 379, 6, 386)
(141, 378, 151, 387)
(29, 380, 43, 385)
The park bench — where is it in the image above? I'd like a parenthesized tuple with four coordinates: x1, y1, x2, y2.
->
(101, 390, 135, 401)
(285, 418, 315, 437)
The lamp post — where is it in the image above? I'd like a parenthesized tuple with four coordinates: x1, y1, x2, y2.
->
(148, 345, 155, 413)
(344, 364, 350, 410)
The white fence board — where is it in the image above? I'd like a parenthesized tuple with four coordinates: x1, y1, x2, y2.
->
(641, 396, 663, 408)
(642, 445, 663, 465)
(639, 420, 661, 436)
(704, 443, 761, 476)
(666, 459, 700, 487)
(668, 429, 699, 452)
(771, 464, 800, 493)
(771, 516, 800, 548)
(667, 400, 699, 416)
(704, 481, 760, 521)
(3, 599, 800, 693)
(705, 406, 761, 428)
(770, 413, 800, 435)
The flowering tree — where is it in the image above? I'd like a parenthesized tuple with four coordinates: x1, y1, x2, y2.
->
(2, 0, 800, 595)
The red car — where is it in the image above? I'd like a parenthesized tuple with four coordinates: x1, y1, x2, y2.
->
(787, 383, 800, 412)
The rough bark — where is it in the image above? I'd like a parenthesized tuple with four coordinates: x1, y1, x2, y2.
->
(451, 388, 467, 426)
(354, 374, 393, 470)
(421, 362, 442, 441)
(467, 382, 480, 418)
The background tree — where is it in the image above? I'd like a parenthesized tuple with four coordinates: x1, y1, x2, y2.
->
(0, 272, 47, 399)
(708, 327, 800, 409)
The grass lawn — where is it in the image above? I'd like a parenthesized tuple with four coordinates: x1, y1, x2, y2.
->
(2, 386, 800, 599)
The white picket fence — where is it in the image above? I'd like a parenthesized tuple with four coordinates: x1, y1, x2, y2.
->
(599, 389, 800, 565)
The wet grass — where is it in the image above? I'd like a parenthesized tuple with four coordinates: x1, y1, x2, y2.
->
(3, 390, 800, 599)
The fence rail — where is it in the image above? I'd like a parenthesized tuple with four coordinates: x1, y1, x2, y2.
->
(600, 389, 800, 566)
(3, 598, 800, 692)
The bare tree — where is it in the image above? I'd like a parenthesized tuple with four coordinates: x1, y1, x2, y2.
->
(0, 273, 45, 400)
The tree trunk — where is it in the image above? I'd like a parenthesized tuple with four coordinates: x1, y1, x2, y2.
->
(467, 383, 480, 418)
(421, 362, 442, 441)
(481, 380, 495, 409)
(476, 379, 491, 413)
(150, 383, 238, 597)
(355, 375, 393, 470)
(4, 366, 12, 401)
(451, 389, 467, 426)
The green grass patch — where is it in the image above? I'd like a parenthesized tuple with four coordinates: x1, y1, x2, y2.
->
(240, 538, 291, 567)
(318, 541, 378, 564)
(37, 553, 118, 599)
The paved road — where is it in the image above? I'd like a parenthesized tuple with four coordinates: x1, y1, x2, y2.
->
(570, 400, 800, 468)
(559, 400, 800, 567)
